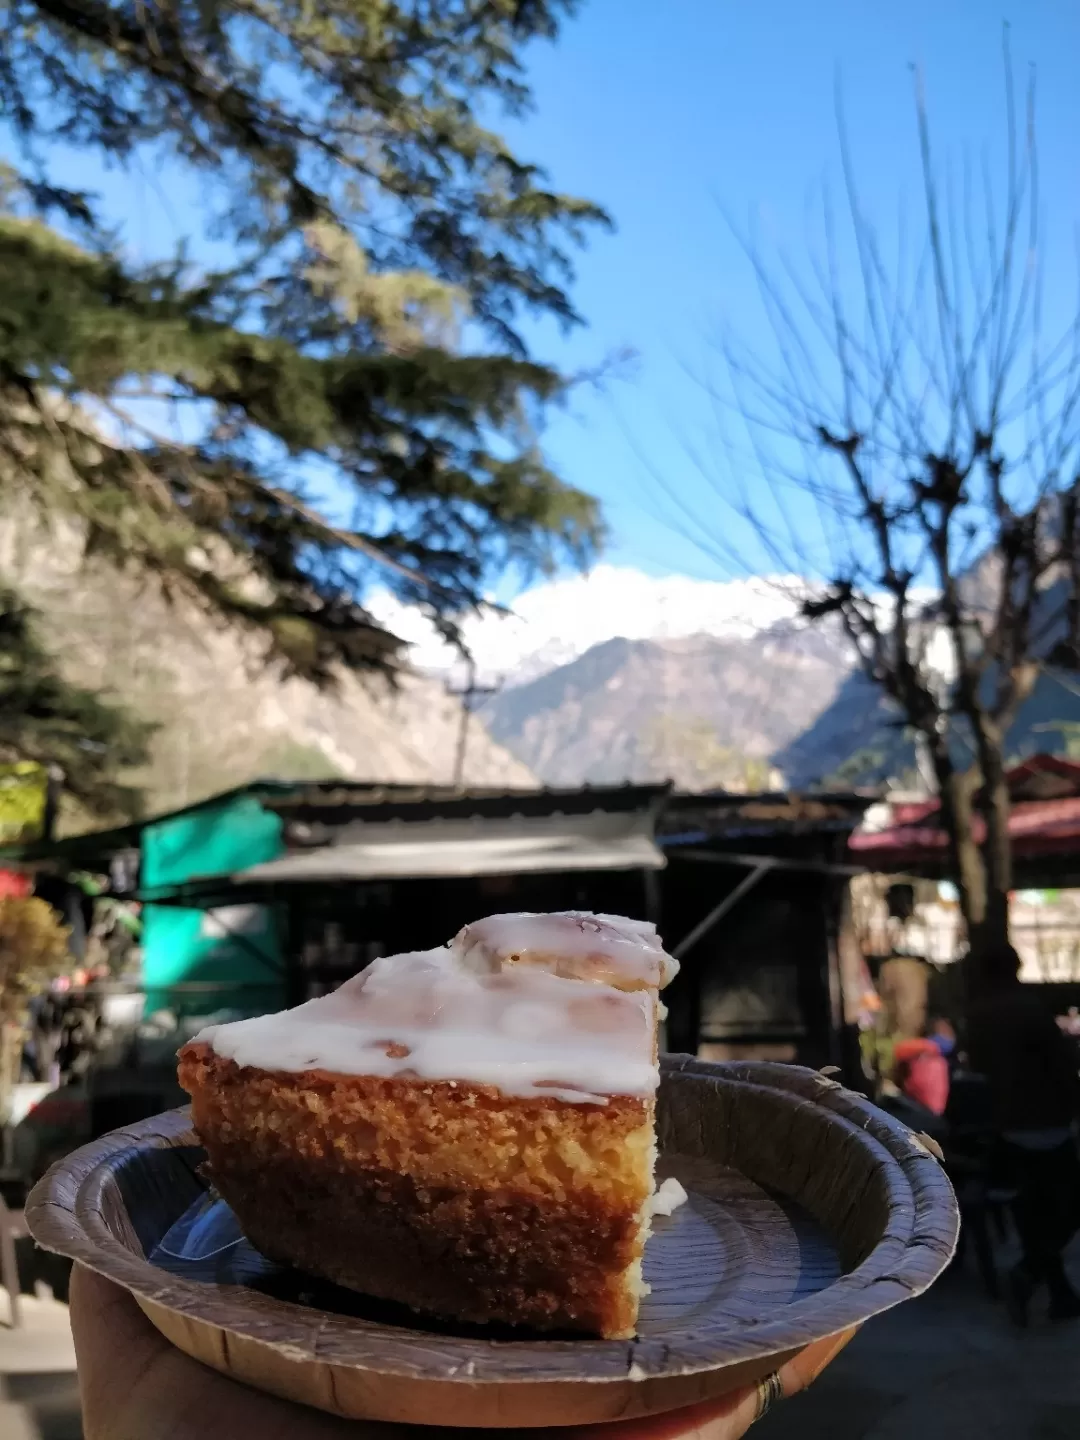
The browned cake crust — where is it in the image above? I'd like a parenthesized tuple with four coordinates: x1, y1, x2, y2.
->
(178, 1043, 654, 1337)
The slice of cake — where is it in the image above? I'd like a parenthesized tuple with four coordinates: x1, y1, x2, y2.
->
(177, 911, 679, 1339)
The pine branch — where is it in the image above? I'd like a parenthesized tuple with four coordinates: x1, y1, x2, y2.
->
(0, 216, 601, 683)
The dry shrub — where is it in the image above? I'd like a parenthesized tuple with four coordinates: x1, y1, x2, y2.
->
(0, 895, 71, 1024)
(0, 895, 71, 1117)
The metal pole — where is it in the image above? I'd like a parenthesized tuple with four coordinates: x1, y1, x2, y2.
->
(452, 659, 475, 790)
(448, 659, 500, 790)
(671, 847, 874, 877)
(43, 764, 64, 843)
(671, 860, 774, 961)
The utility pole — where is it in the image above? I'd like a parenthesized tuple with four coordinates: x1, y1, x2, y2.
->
(448, 659, 499, 789)
(42, 763, 64, 843)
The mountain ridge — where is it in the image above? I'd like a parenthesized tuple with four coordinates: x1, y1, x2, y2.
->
(481, 623, 853, 790)
(0, 517, 535, 822)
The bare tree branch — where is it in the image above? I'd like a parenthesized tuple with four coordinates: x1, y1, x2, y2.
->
(674, 38, 1080, 964)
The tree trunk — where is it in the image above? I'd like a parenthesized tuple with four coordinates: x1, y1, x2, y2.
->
(975, 740, 1013, 965)
(929, 739, 1013, 982)
(932, 751, 985, 922)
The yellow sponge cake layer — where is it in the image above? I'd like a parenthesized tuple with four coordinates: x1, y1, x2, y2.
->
(179, 1048, 654, 1336)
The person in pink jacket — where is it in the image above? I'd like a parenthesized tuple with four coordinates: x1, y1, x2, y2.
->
(893, 1036, 951, 1116)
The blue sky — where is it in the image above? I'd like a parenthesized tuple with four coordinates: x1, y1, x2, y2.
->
(507, 0, 1080, 582)
(10, 1, 1080, 599)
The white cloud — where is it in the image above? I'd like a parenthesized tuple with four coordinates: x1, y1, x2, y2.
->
(365, 565, 809, 686)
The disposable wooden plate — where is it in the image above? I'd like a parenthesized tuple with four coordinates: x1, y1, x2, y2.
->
(27, 1057, 958, 1428)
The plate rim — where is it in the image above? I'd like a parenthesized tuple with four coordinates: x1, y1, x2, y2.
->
(26, 1056, 958, 1388)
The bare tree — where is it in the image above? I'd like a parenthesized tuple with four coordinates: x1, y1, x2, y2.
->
(686, 44, 1080, 970)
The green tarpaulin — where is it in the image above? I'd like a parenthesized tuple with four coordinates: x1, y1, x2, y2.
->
(141, 794, 286, 1018)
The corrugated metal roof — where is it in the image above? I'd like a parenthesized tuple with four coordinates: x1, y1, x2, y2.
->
(0, 779, 303, 866)
(234, 809, 665, 882)
(268, 781, 667, 816)
(658, 789, 873, 841)
(7, 779, 874, 878)
(271, 782, 671, 845)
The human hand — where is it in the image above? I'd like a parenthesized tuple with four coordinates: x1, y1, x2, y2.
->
(70, 1264, 853, 1439)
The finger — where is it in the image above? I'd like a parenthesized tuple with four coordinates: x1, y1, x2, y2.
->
(70, 1270, 764, 1440)
(535, 1383, 761, 1440)
(69, 1265, 378, 1440)
(70, 1263, 172, 1437)
(612, 1387, 761, 1440)
(69, 1265, 848, 1440)
(610, 1327, 859, 1440)
(776, 1327, 857, 1398)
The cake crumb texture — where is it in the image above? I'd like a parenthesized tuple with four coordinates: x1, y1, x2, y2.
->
(179, 1043, 655, 1337)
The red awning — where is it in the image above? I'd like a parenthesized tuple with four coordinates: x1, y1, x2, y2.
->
(849, 756, 1080, 871)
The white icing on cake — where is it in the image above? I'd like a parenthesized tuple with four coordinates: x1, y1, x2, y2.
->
(453, 911, 679, 990)
(649, 1177, 689, 1217)
(193, 912, 678, 1103)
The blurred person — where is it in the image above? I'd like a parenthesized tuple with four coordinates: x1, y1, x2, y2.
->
(893, 1032, 950, 1116)
(928, 1016, 957, 1061)
(967, 944, 1080, 1325)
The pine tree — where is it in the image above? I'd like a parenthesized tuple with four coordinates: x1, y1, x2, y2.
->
(0, 587, 152, 816)
(0, 1, 605, 793)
